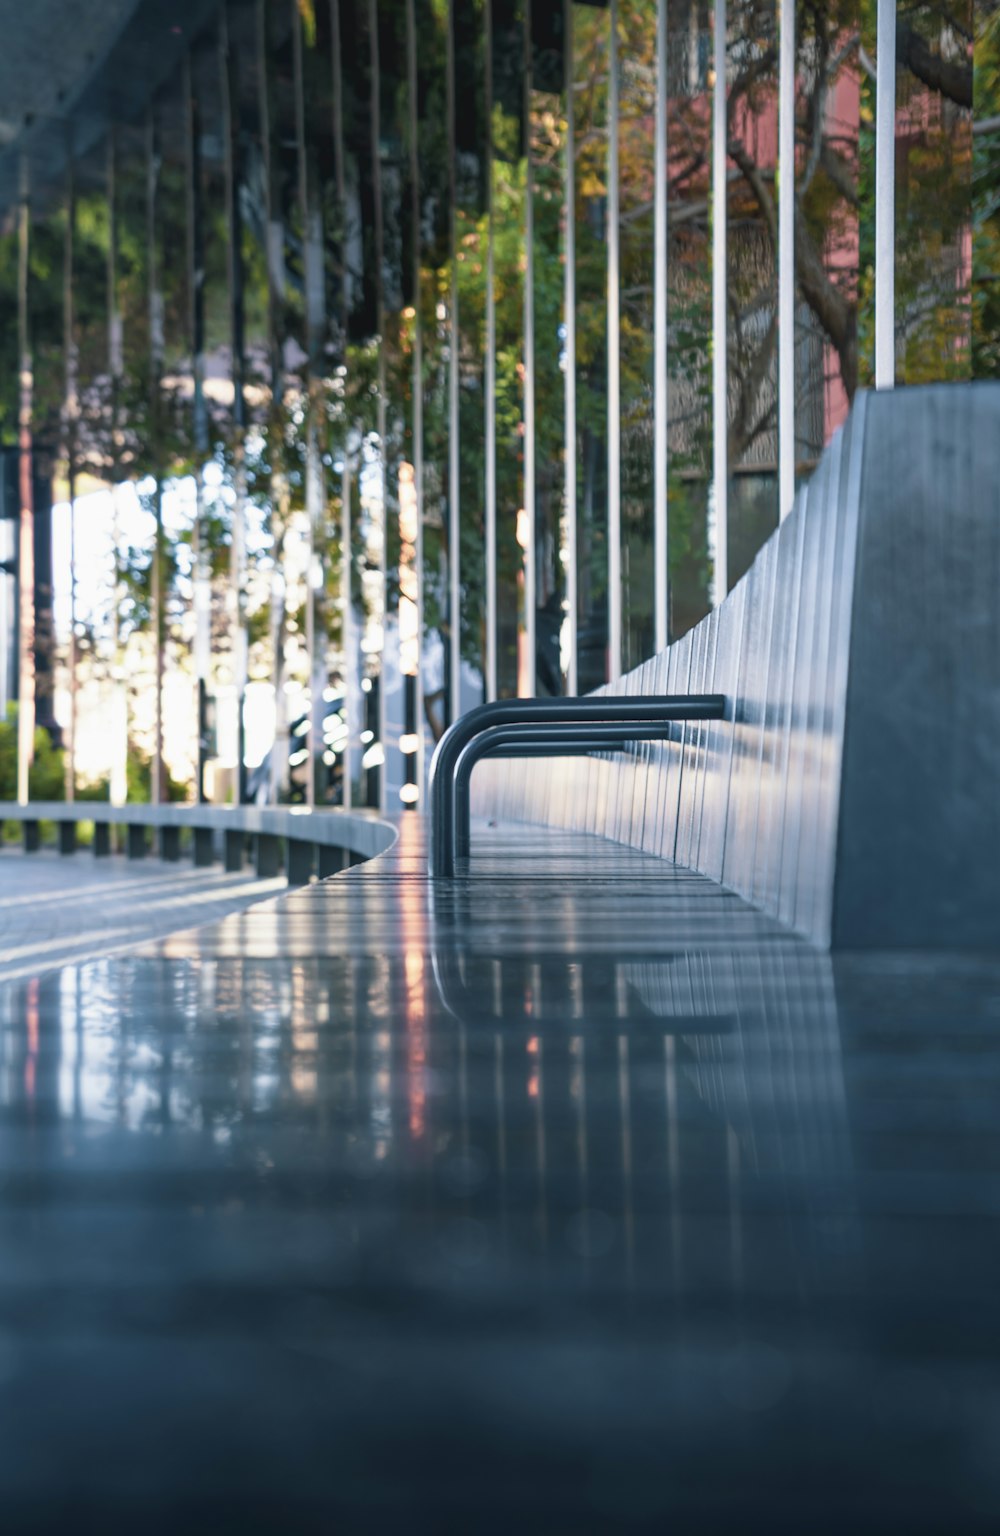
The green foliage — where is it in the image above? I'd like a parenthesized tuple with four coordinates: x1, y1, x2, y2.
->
(0, 707, 65, 801)
(125, 750, 188, 804)
(0, 706, 184, 805)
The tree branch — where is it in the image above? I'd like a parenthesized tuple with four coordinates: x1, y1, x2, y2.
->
(820, 143, 858, 207)
(896, 22, 972, 110)
(727, 138, 777, 247)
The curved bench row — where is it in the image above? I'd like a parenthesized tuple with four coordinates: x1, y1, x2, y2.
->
(0, 801, 398, 885)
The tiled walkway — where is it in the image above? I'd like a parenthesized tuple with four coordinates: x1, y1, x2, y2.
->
(0, 818, 997, 1530)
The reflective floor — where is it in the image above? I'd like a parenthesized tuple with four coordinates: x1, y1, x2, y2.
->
(0, 848, 286, 984)
(1, 818, 998, 1530)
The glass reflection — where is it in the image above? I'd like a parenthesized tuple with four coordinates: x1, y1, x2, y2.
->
(0, 881, 874, 1304)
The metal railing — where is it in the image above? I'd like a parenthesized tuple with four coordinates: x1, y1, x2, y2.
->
(428, 695, 727, 877)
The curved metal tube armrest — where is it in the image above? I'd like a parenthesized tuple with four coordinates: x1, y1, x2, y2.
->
(428, 695, 726, 875)
(454, 722, 682, 860)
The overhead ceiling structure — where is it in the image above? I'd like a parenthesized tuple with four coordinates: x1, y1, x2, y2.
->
(0, 0, 222, 222)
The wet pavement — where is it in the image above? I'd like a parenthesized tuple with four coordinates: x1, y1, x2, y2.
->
(0, 818, 997, 1531)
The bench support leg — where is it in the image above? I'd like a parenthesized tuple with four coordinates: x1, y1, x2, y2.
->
(287, 839, 313, 886)
(318, 845, 346, 879)
(160, 826, 181, 862)
(224, 830, 244, 872)
(58, 821, 76, 856)
(256, 834, 281, 879)
(193, 827, 215, 867)
(23, 821, 40, 854)
(94, 822, 111, 858)
(127, 824, 147, 860)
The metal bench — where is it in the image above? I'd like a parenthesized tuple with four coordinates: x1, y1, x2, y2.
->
(428, 695, 727, 877)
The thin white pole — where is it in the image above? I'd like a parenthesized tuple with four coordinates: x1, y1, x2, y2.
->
(711, 0, 728, 604)
(293, 2, 315, 809)
(330, 0, 352, 809)
(607, 0, 621, 681)
(107, 130, 128, 810)
(653, 0, 668, 649)
(16, 168, 34, 809)
(147, 109, 164, 808)
(778, 0, 795, 518)
(875, 0, 896, 388)
(523, 0, 536, 696)
(406, 0, 425, 796)
(64, 137, 77, 803)
(185, 53, 211, 805)
(564, 0, 578, 692)
(447, 0, 462, 717)
(221, 19, 248, 808)
(485, 0, 498, 702)
(369, 0, 388, 808)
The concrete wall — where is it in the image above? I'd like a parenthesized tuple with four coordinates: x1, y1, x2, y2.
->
(473, 384, 1000, 950)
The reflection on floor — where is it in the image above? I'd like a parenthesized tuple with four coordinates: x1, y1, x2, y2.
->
(0, 818, 997, 1530)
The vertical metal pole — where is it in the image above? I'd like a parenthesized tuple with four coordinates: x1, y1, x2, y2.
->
(185, 52, 210, 804)
(778, 0, 795, 518)
(564, 0, 578, 692)
(875, 0, 896, 389)
(293, 2, 313, 810)
(606, 0, 621, 681)
(259, 0, 290, 806)
(331, 0, 352, 810)
(447, 0, 462, 716)
(107, 129, 128, 809)
(369, 0, 387, 808)
(147, 107, 164, 806)
(294, 0, 325, 810)
(653, 0, 668, 650)
(222, 10, 248, 806)
(64, 134, 77, 802)
(16, 167, 35, 808)
(711, 0, 728, 604)
(406, 0, 425, 796)
(485, 0, 498, 703)
(523, 0, 536, 697)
